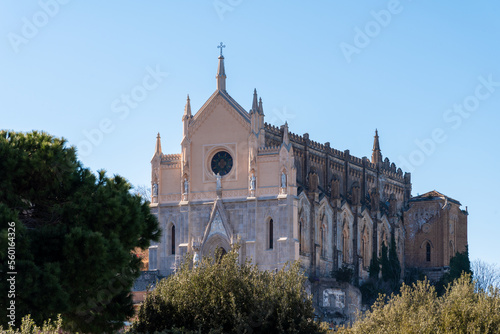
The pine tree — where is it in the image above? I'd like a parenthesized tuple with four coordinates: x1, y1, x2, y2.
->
(369, 250, 380, 279)
(388, 236, 401, 283)
(0, 131, 160, 332)
(131, 247, 328, 334)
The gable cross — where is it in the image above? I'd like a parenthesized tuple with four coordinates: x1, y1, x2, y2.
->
(217, 42, 225, 57)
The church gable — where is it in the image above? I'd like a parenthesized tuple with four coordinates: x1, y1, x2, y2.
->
(201, 199, 233, 249)
(190, 91, 250, 139)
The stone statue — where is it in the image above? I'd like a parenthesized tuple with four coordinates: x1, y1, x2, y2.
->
(250, 173, 256, 191)
(153, 183, 158, 196)
(215, 173, 222, 190)
(184, 178, 188, 194)
(193, 251, 200, 268)
(281, 172, 287, 189)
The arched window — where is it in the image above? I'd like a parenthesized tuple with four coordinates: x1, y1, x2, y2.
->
(299, 219, 303, 253)
(320, 226, 324, 257)
(269, 219, 274, 249)
(171, 225, 176, 255)
(426, 242, 431, 262)
(343, 224, 349, 264)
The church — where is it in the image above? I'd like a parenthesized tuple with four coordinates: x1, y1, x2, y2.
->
(147, 46, 468, 312)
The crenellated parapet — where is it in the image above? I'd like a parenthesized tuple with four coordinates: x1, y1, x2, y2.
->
(257, 146, 280, 155)
(161, 153, 181, 162)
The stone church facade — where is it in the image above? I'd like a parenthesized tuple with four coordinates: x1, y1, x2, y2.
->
(148, 51, 468, 295)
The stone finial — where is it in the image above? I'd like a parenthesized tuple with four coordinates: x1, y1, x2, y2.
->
(251, 89, 258, 112)
(184, 94, 192, 118)
(282, 121, 290, 146)
(155, 132, 162, 155)
(216, 50, 226, 91)
(371, 129, 382, 164)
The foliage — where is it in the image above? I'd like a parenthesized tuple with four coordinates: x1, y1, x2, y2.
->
(0, 315, 63, 334)
(387, 237, 401, 283)
(361, 239, 402, 305)
(130, 247, 326, 334)
(472, 259, 500, 292)
(368, 251, 379, 280)
(133, 184, 152, 204)
(0, 131, 160, 333)
(436, 247, 471, 295)
(337, 273, 500, 334)
(332, 265, 354, 284)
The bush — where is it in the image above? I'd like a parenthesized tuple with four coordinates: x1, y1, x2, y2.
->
(0, 315, 63, 333)
(336, 273, 500, 333)
(332, 265, 354, 284)
(130, 247, 326, 334)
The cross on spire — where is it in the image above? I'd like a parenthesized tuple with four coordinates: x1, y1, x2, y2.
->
(217, 42, 225, 57)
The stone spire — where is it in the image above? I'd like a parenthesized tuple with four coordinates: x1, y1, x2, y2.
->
(251, 88, 258, 112)
(183, 95, 191, 138)
(216, 43, 226, 91)
(155, 132, 162, 155)
(283, 121, 290, 146)
(184, 94, 192, 118)
(258, 97, 264, 115)
(371, 129, 382, 164)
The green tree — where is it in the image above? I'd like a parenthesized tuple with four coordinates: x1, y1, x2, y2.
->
(337, 273, 500, 334)
(436, 247, 471, 295)
(368, 250, 379, 280)
(0, 131, 160, 333)
(380, 243, 390, 282)
(131, 247, 327, 334)
(387, 236, 401, 283)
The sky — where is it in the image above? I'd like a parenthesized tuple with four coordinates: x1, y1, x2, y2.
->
(1, 1, 499, 267)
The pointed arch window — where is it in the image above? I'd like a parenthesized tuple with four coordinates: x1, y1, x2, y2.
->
(343, 221, 349, 264)
(269, 219, 274, 250)
(426, 242, 431, 262)
(299, 219, 303, 254)
(171, 225, 176, 255)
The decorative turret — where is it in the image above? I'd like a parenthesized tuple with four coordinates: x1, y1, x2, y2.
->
(154, 132, 162, 156)
(251, 88, 258, 113)
(250, 89, 260, 134)
(182, 95, 191, 138)
(371, 129, 382, 164)
(216, 42, 226, 91)
(282, 121, 290, 146)
(258, 97, 264, 115)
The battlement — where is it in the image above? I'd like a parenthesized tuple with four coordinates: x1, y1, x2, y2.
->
(162, 153, 181, 162)
(264, 122, 406, 180)
(258, 146, 280, 155)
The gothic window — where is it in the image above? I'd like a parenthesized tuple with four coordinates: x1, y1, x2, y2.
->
(299, 219, 303, 254)
(361, 229, 369, 268)
(343, 221, 349, 264)
(320, 226, 324, 257)
(269, 219, 274, 250)
(171, 225, 176, 255)
(426, 242, 431, 262)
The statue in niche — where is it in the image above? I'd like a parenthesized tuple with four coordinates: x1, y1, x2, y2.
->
(183, 178, 189, 194)
(281, 171, 287, 189)
(250, 172, 256, 191)
(152, 183, 158, 196)
(215, 173, 222, 190)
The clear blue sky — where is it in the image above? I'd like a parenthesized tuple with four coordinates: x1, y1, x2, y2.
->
(2, 1, 499, 266)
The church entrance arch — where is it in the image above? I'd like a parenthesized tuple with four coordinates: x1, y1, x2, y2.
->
(201, 233, 231, 258)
